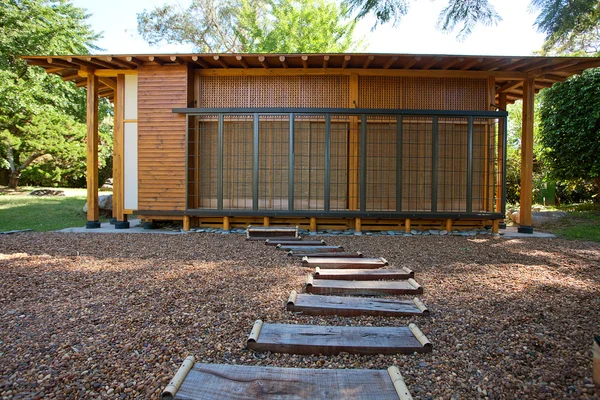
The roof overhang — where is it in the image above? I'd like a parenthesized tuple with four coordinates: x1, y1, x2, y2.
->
(22, 53, 600, 103)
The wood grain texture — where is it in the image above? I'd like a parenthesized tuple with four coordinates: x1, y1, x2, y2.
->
(246, 227, 298, 238)
(313, 267, 414, 280)
(289, 251, 363, 258)
(278, 246, 343, 252)
(246, 323, 431, 355)
(302, 257, 388, 269)
(174, 363, 403, 399)
(138, 65, 188, 211)
(287, 293, 429, 317)
(266, 240, 325, 246)
(246, 236, 302, 242)
(306, 279, 424, 296)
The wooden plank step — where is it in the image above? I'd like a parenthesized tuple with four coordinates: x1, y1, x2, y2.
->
(246, 320, 431, 355)
(305, 277, 423, 296)
(286, 291, 429, 317)
(246, 236, 302, 242)
(313, 266, 414, 280)
(162, 357, 415, 400)
(246, 225, 298, 239)
(266, 239, 325, 246)
(302, 257, 388, 269)
(288, 251, 363, 258)
(277, 245, 344, 252)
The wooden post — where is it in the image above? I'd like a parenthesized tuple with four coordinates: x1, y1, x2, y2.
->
(223, 216, 231, 231)
(348, 73, 359, 210)
(405, 218, 411, 233)
(310, 217, 317, 232)
(496, 93, 507, 214)
(86, 73, 100, 229)
(355, 217, 361, 233)
(263, 216, 270, 227)
(519, 77, 535, 233)
(445, 218, 452, 232)
(183, 216, 191, 231)
(113, 74, 127, 228)
(492, 219, 499, 234)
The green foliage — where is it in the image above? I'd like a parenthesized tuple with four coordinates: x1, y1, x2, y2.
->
(0, 0, 109, 189)
(538, 68, 600, 200)
(137, 0, 360, 53)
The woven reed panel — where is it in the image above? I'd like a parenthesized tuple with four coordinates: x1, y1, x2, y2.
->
(358, 76, 402, 109)
(402, 78, 487, 110)
(138, 65, 188, 211)
(445, 79, 488, 111)
(198, 76, 349, 108)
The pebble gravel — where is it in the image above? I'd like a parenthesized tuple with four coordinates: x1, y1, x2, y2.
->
(0, 232, 599, 399)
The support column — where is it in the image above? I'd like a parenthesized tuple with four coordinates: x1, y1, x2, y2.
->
(309, 217, 317, 233)
(519, 77, 535, 233)
(86, 73, 100, 229)
(113, 74, 129, 229)
(348, 73, 359, 211)
(496, 92, 507, 229)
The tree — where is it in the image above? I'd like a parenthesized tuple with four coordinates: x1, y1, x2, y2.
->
(137, 0, 360, 53)
(538, 68, 600, 201)
(0, 0, 107, 189)
(343, 0, 600, 41)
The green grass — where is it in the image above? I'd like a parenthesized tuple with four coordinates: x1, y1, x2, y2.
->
(0, 187, 102, 232)
(535, 202, 600, 242)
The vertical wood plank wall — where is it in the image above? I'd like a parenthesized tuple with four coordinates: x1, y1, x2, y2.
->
(138, 65, 188, 211)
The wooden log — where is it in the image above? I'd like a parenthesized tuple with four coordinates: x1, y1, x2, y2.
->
(286, 291, 429, 317)
(288, 251, 363, 258)
(278, 245, 343, 252)
(267, 240, 325, 246)
(305, 277, 424, 296)
(302, 257, 388, 269)
(313, 267, 414, 280)
(246, 320, 431, 355)
(164, 362, 412, 400)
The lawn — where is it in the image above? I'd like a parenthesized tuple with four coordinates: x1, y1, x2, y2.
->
(0, 187, 106, 232)
(535, 203, 600, 242)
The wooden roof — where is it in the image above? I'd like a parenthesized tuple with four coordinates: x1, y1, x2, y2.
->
(22, 53, 600, 103)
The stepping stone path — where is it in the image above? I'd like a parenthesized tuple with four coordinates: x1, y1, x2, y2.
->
(162, 225, 427, 399)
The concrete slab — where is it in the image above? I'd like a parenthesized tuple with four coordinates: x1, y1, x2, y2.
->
(57, 219, 186, 234)
(501, 226, 556, 238)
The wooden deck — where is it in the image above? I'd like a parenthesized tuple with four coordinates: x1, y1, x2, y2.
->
(246, 320, 432, 355)
(286, 291, 429, 317)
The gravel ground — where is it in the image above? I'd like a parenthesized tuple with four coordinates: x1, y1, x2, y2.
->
(0, 232, 599, 399)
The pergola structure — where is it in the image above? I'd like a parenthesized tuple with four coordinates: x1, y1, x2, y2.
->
(23, 53, 600, 233)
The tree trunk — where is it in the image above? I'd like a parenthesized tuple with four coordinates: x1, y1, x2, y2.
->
(7, 171, 20, 190)
(595, 178, 600, 203)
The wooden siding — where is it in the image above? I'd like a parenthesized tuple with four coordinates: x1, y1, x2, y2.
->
(138, 65, 188, 211)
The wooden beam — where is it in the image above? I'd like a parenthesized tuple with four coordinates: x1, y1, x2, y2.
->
(46, 57, 74, 69)
(113, 74, 125, 222)
(213, 55, 229, 68)
(497, 80, 522, 94)
(170, 56, 186, 65)
(235, 55, 249, 68)
(362, 55, 374, 69)
(66, 57, 98, 70)
(192, 56, 211, 69)
(61, 73, 80, 81)
(519, 77, 535, 231)
(485, 58, 515, 71)
(258, 56, 269, 69)
(402, 56, 421, 69)
(125, 56, 144, 66)
(523, 59, 552, 72)
(279, 56, 288, 69)
(382, 56, 398, 69)
(86, 73, 99, 226)
(421, 57, 442, 70)
(98, 77, 117, 90)
(541, 60, 579, 73)
(84, 57, 117, 69)
(323, 55, 329, 69)
(148, 56, 164, 66)
(459, 57, 483, 71)
(104, 56, 136, 69)
(342, 55, 351, 69)
(301, 55, 308, 69)
(441, 57, 464, 70)
(554, 59, 600, 72)
(78, 69, 138, 77)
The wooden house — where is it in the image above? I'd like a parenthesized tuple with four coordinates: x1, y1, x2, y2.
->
(23, 53, 600, 233)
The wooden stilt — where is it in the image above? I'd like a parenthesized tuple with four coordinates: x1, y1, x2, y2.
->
(223, 216, 231, 231)
(445, 219, 452, 232)
(183, 216, 191, 231)
(263, 217, 270, 227)
(355, 217, 362, 233)
(310, 217, 317, 232)
(492, 219, 499, 234)
(404, 218, 411, 233)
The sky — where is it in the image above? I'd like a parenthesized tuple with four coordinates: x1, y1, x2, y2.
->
(71, 0, 547, 56)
